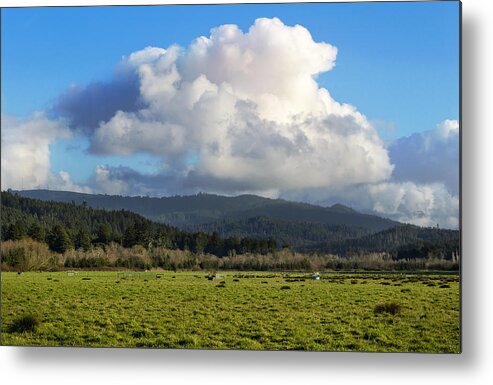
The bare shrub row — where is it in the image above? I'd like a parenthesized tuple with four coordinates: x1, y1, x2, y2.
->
(1, 238, 459, 272)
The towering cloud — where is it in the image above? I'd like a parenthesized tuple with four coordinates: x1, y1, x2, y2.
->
(82, 18, 393, 196)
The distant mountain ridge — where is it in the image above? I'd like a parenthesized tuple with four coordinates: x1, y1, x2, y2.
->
(5, 190, 460, 259)
(15, 189, 399, 231)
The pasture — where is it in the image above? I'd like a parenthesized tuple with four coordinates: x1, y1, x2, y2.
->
(1, 271, 460, 352)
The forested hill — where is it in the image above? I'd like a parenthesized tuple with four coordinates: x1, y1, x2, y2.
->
(16, 189, 398, 231)
(2, 191, 460, 260)
(307, 225, 460, 260)
(189, 216, 375, 251)
(0, 191, 278, 256)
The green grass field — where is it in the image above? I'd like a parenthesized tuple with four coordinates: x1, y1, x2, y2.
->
(1, 271, 460, 352)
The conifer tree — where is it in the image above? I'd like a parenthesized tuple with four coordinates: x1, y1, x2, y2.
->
(47, 224, 72, 254)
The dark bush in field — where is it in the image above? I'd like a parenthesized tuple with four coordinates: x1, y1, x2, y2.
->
(64, 256, 109, 268)
(115, 256, 151, 270)
(8, 314, 40, 333)
(374, 302, 401, 315)
(131, 329, 153, 338)
(280, 285, 291, 290)
(363, 331, 379, 341)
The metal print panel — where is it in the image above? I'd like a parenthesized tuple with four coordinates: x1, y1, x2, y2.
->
(0, 1, 461, 352)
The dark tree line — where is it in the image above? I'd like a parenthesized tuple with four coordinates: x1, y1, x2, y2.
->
(307, 224, 460, 260)
(1, 191, 459, 261)
(190, 216, 374, 251)
(1, 191, 277, 257)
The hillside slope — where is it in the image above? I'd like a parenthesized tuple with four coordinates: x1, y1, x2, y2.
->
(16, 189, 398, 231)
(1, 191, 276, 257)
(3, 191, 460, 259)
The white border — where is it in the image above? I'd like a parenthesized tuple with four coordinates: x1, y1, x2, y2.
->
(0, 0, 437, 7)
(2, 1, 492, 384)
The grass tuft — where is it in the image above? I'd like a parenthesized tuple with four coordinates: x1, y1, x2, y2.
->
(8, 313, 40, 333)
(374, 302, 401, 316)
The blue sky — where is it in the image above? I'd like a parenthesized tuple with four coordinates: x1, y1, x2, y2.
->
(1, 2, 460, 227)
(2, 2, 459, 134)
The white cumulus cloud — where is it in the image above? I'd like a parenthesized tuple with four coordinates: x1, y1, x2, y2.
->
(1, 113, 90, 193)
(365, 181, 459, 228)
(91, 165, 130, 196)
(281, 119, 460, 228)
(389, 119, 459, 194)
(87, 17, 393, 196)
